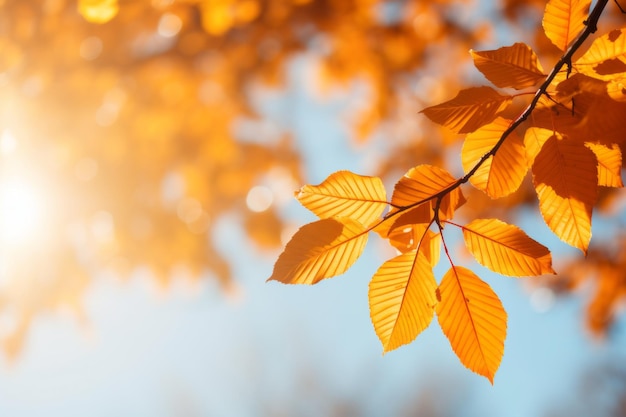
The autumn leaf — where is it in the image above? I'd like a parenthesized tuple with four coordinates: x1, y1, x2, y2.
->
(524, 127, 555, 167)
(436, 266, 507, 383)
(386, 224, 442, 265)
(461, 117, 527, 198)
(268, 218, 368, 284)
(369, 250, 437, 352)
(421, 87, 513, 134)
(296, 171, 388, 226)
(462, 218, 555, 276)
(575, 28, 626, 80)
(389, 165, 465, 229)
(471, 43, 546, 89)
(585, 143, 624, 187)
(542, 0, 591, 51)
(78, 0, 119, 23)
(532, 136, 598, 253)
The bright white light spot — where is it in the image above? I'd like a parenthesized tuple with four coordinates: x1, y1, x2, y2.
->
(158, 13, 182, 38)
(530, 287, 555, 313)
(246, 186, 273, 212)
(0, 130, 17, 155)
(75, 157, 99, 182)
(79, 36, 103, 61)
(0, 180, 45, 244)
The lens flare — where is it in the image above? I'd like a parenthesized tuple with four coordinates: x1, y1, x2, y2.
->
(0, 179, 45, 244)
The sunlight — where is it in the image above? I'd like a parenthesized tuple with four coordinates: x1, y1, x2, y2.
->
(0, 179, 45, 245)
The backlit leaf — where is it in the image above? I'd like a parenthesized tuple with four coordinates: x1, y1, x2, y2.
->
(421, 87, 513, 134)
(78, 0, 119, 23)
(575, 29, 626, 80)
(386, 225, 441, 265)
(585, 143, 624, 187)
(471, 43, 546, 89)
(462, 218, 555, 276)
(390, 165, 465, 229)
(461, 117, 527, 198)
(436, 266, 507, 383)
(369, 250, 437, 352)
(542, 0, 591, 51)
(524, 127, 555, 167)
(296, 171, 387, 226)
(533, 136, 598, 253)
(268, 218, 368, 284)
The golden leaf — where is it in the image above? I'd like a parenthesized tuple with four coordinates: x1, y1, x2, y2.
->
(386, 224, 441, 265)
(421, 87, 513, 134)
(533, 136, 598, 253)
(524, 127, 556, 167)
(462, 218, 555, 276)
(542, 0, 591, 51)
(268, 218, 368, 284)
(78, 0, 119, 23)
(575, 29, 626, 80)
(296, 171, 387, 226)
(461, 117, 527, 198)
(585, 143, 624, 187)
(369, 251, 437, 352)
(389, 165, 465, 229)
(436, 266, 507, 383)
(471, 43, 546, 89)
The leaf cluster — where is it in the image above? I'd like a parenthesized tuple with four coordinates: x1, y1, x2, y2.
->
(270, 0, 626, 382)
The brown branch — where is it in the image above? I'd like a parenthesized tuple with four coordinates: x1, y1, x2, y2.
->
(384, 0, 610, 228)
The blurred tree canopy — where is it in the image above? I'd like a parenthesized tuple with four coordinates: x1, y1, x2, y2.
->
(0, 0, 624, 358)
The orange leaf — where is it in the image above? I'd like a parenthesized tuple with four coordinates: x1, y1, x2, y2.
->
(524, 127, 555, 167)
(296, 171, 387, 226)
(436, 266, 507, 383)
(421, 87, 513, 134)
(575, 29, 626, 80)
(585, 142, 624, 187)
(532, 136, 598, 253)
(462, 218, 555, 276)
(78, 0, 119, 23)
(471, 43, 546, 89)
(369, 251, 437, 352)
(390, 165, 465, 229)
(268, 217, 368, 284)
(386, 224, 441, 265)
(461, 117, 527, 198)
(542, 0, 591, 51)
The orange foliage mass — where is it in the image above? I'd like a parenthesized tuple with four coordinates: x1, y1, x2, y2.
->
(0, 0, 479, 358)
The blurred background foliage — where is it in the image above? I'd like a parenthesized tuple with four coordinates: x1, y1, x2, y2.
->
(0, 0, 624, 363)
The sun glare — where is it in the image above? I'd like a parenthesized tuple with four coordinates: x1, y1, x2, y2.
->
(0, 179, 45, 244)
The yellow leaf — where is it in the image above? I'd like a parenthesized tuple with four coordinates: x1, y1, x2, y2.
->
(421, 87, 513, 134)
(386, 224, 441, 265)
(575, 29, 626, 80)
(369, 251, 437, 352)
(462, 218, 555, 276)
(533, 136, 598, 253)
(390, 165, 465, 229)
(607, 75, 626, 102)
(524, 127, 555, 167)
(461, 117, 527, 198)
(436, 266, 507, 383)
(296, 171, 387, 226)
(471, 43, 546, 89)
(585, 143, 624, 187)
(268, 218, 368, 284)
(78, 0, 119, 23)
(542, 0, 591, 51)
